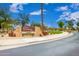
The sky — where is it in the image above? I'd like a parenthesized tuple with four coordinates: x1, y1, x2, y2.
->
(0, 3, 79, 28)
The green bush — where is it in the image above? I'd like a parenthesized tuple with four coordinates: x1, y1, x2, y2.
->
(48, 30, 63, 34)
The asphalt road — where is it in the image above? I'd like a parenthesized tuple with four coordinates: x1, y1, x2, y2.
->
(0, 32, 79, 56)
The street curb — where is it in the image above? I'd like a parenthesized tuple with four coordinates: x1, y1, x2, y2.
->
(0, 33, 74, 50)
(0, 33, 73, 46)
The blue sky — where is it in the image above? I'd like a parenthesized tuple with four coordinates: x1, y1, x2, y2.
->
(0, 3, 79, 28)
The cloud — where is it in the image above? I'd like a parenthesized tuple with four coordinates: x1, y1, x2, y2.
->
(30, 9, 47, 15)
(70, 11, 79, 22)
(9, 3, 19, 13)
(9, 3, 26, 13)
(62, 12, 71, 16)
(18, 4, 24, 11)
(57, 11, 79, 27)
(71, 3, 79, 10)
(58, 11, 79, 22)
(56, 6, 68, 11)
(57, 11, 71, 22)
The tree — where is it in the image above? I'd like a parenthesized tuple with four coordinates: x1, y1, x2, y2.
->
(0, 19, 4, 29)
(76, 21, 79, 31)
(0, 8, 13, 31)
(0, 8, 10, 21)
(19, 13, 30, 30)
(77, 21, 79, 27)
(40, 3, 44, 29)
(57, 21, 64, 28)
(0, 8, 20, 32)
(66, 20, 74, 32)
(66, 20, 74, 29)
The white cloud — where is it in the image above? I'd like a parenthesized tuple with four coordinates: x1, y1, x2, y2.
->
(58, 11, 79, 22)
(56, 6, 68, 11)
(71, 3, 79, 10)
(70, 11, 79, 22)
(18, 4, 24, 11)
(9, 3, 19, 13)
(9, 3, 26, 13)
(57, 11, 71, 21)
(62, 12, 71, 16)
(30, 9, 46, 15)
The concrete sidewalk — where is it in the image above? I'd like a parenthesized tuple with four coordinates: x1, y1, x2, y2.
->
(0, 32, 73, 50)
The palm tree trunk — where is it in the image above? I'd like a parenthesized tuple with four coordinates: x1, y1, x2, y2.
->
(40, 3, 44, 29)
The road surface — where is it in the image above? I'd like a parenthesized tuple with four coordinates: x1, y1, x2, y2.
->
(0, 32, 79, 56)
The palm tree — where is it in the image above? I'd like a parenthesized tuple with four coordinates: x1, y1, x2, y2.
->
(0, 8, 10, 21)
(77, 21, 79, 26)
(19, 13, 30, 30)
(0, 19, 4, 29)
(67, 20, 74, 30)
(0, 8, 19, 32)
(66, 20, 74, 33)
(40, 3, 44, 29)
(0, 8, 13, 31)
(76, 21, 79, 31)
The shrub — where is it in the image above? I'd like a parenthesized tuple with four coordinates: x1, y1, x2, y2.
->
(48, 30, 63, 34)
